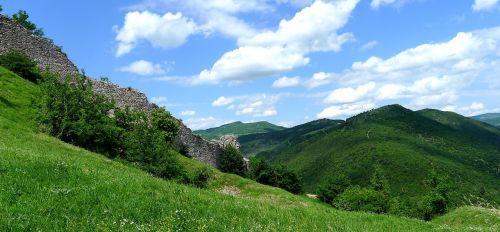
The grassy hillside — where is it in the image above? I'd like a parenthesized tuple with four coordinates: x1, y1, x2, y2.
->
(472, 113, 500, 128)
(248, 105, 500, 207)
(194, 121, 285, 140)
(2, 66, 478, 231)
(238, 119, 343, 156)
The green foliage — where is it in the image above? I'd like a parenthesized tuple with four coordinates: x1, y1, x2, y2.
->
(0, 5, 3, 13)
(220, 145, 245, 175)
(0, 50, 41, 82)
(12, 10, 44, 36)
(318, 173, 351, 205)
(417, 171, 452, 220)
(245, 104, 500, 218)
(472, 113, 500, 128)
(249, 157, 302, 194)
(334, 186, 390, 214)
(370, 164, 390, 195)
(191, 166, 213, 188)
(36, 72, 122, 154)
(194, 121, 285, 140)
(36, 72, 185, 182)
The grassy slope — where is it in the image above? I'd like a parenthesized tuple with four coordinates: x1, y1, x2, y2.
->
(472, 113, 500, 128)
(194, 121, 285, 140)
(0, 67, 463, 231)
(433, 207, 500, 231)
(238, 119, 343, 156)
(250, 105, 500, 206)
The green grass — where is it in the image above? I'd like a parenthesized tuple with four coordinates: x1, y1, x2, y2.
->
(245, 105, 500, 208)
(194, 121, 285, 140)
(433, 207, 500, 231)
(0, 67, 497, 231)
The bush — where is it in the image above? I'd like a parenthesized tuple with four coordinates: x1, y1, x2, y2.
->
(334, 186, 390, 214)
(36, 72, 122, 154)
(220, 145, 245, 175)
(417, 170, 451, 220)
(12, 10, 44, 36)
(191, 166, 213, 188)
(370, 164, 390, 195)
(36, 72, 186, 182)
(248, 157, 302, 194)
(0, 50, 41, 82)
(318, 173, 351, 205)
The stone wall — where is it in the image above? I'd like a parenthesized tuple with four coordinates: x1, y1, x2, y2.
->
(0, 15, 224, 168)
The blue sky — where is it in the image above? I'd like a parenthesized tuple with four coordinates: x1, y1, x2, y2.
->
(3, 0, 500, 129)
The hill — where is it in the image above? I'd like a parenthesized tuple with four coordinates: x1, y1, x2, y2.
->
(238, 119, 343, 156)
(0, 65, 466, 231)
(473, 113, 500, 128)
(194, 121, 285, 140)
(244, 105, 500, 208)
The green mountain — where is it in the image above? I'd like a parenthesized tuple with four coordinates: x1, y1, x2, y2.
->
(239, 118, 343, 156)
(194, 121, 285, 140)
(4, 66, 481, 230)
(242, 105, 500, 207)
(473, 113, 500, 128)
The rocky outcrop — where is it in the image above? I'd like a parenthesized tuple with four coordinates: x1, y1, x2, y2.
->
(0, 15, 224, 168)
(213, 134, 241, 150)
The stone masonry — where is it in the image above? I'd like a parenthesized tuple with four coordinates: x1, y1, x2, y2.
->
(0, 15, 224, 167)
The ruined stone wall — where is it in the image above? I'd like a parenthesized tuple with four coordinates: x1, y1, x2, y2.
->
(0, 15, 224, 168)
(0, 15, 78, 76)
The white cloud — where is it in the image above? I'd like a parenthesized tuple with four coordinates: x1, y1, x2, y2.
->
(443, 102, 489, 116)
(119, 60, 165, 75)
(472, 0, 499, 11)
(192, 0, 359, 84)
(273, 76, 301, 88)
(324, 82, 376, 104)
(370, 0, 410, 9)
(184, 116, 223, 130)
(212, 96, 235, 107)
(180, 110, 196, 116)
(276, 0, 315, 7)
(303, 72, 337, 89)
(359, 40, 378, 51)
(115, 11, 197, 56)
(213, 94, 285, 117)
(317, 102, 375, 119)
(150, 96, 168, 107)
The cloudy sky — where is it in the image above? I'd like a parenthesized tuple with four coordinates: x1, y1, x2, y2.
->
(3, 0, 500, 129)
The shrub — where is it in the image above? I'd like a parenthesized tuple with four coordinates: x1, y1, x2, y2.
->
(12, 10, 44, 36)
(151, 107, 179, 146)
(334, 186, 390, 214)
(0, 50, 41, 82)
(36, 72, 122, 154)
(370, 164, 390, 195)
(220, 145, 245, 175)
(248, 157, 302, 194)
(318, 173, 351, 205)
(191, 166, 213, 188)
(417, 170, 451, 220)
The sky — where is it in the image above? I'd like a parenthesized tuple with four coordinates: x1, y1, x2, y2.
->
(2, 0, 500, 129)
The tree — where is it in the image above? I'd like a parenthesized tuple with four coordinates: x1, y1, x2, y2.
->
(220, 145, 245, 175)
(370, 164, 390, 195)
(248, 156, 270, 179)
(248, 157, 302, 194)
(417, 170, 451, 220)
(0, 50, 41, 82)
(334, 186, 389, 214)
(151, 107, 179, 146)
(318, 173, 351, 205)
(12, 10, 44, 36)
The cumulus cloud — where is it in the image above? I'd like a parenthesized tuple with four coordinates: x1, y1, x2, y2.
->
(184, 116, 225, 130)
(324, 82, 376, 104)
(370, 0, 411, 9)
(272, 76, 301, 88)
(180, 110, 196, 116)
(212, 96, 235, 107)
(192, 0, 359, 84)
(119, 60, 165, 75)
(472, 0, 499, 11)
(150, 96, 168, 107)
(114, 11, 197, 56)
(443, 102, 492, 116)
(317, 102, 375, 119)
(315, 26, 500, 118)
(212, 94, 286, 117)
